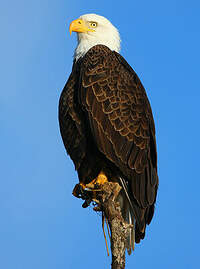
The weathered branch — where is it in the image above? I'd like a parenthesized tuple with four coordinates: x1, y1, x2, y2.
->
(73, 182, 131, 269)
(95, 182, 127, 269)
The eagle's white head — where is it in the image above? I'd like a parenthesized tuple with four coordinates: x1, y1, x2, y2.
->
(69, 14, 121, 61)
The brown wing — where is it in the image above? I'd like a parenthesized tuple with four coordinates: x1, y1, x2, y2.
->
(59, 61, 86, 171)
(79, 45, 158, 240)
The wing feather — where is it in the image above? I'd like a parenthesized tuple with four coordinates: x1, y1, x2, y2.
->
(80, 45, 158, 240)
(59, 63, 86, 170)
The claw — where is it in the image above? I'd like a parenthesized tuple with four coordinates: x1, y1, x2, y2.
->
(72, 183, 83, 198)
(72, 183, 89, 200)
(86, 171, 108, 189)
(72, 171, 109, 207)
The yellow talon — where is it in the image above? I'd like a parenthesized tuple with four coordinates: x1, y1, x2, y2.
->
(80, 182, 86, 189)
(96, 171, 108, 185)
(86, 171, 108, 189)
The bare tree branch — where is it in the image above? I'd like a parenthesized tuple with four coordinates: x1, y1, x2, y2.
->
(73, 182, 131, 269)
(96, 182, 128, 269)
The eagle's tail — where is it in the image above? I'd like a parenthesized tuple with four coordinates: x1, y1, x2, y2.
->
(118, 177, 135, 255)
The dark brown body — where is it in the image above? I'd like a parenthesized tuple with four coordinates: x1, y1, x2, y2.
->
(59, 45, 158, 244)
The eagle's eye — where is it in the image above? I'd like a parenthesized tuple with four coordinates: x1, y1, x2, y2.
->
(89, 22, 97, 28)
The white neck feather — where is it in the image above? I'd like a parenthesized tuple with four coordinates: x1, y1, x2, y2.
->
(73, 16, 121, 61)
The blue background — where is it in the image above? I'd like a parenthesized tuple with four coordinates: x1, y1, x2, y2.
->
(1, 0, 200, 268)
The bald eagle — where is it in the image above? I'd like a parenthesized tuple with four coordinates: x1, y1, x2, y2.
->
(59, 14, 158, 254)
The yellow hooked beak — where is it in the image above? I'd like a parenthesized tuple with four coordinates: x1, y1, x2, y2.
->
(69, 19, 95, 35)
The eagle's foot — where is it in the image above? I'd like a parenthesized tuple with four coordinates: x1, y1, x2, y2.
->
(86, 171, 108, 190)
(72, 183, 87, 199)
(72, 183, 93, 208)
(72, 172, 108, 207)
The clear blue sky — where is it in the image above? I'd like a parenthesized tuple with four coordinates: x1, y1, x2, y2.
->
(1, 0, 200, 268)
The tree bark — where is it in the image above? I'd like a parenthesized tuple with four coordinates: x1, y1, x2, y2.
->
(94, 182, 130, 269)
(73, 181, 131, 269)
